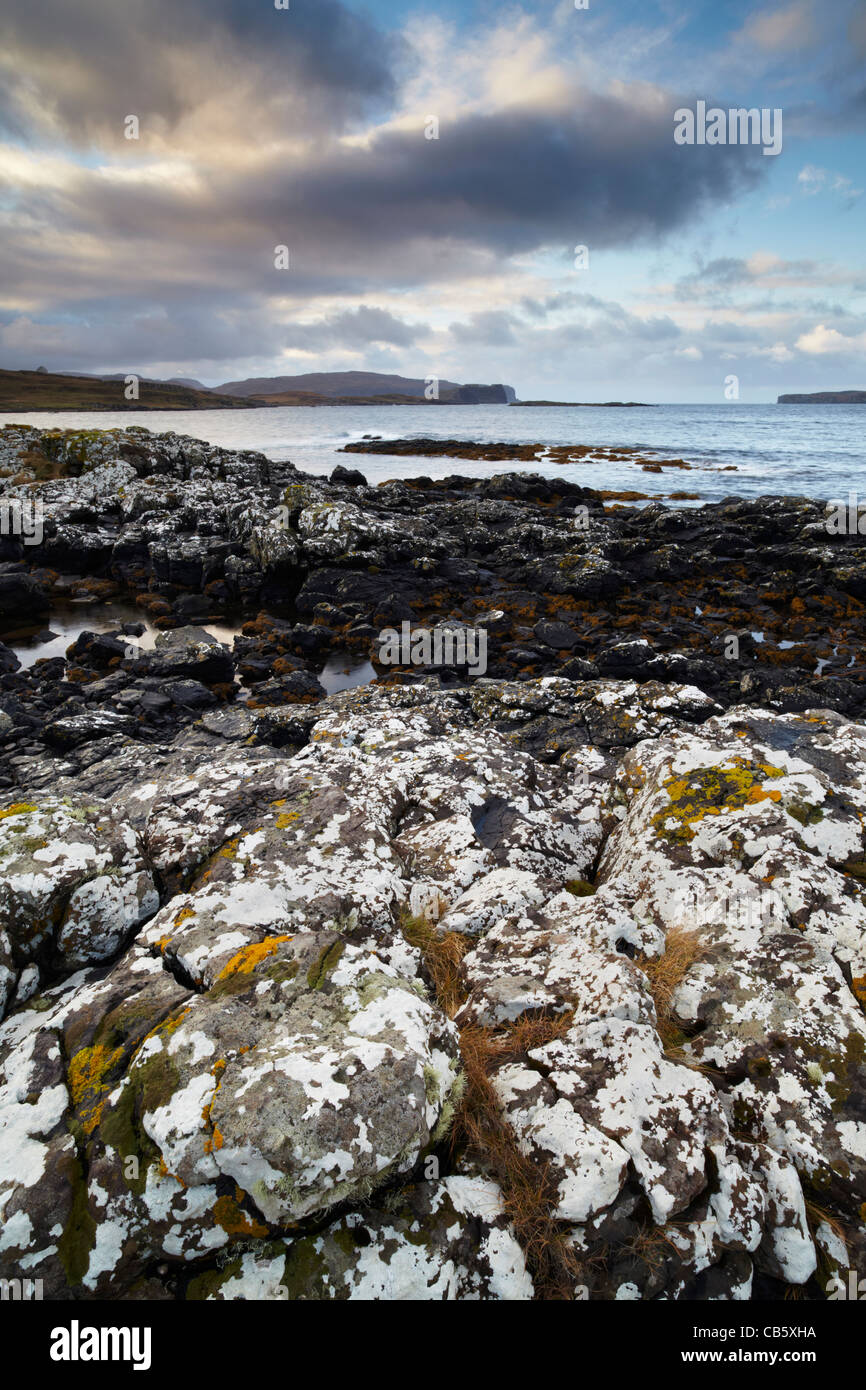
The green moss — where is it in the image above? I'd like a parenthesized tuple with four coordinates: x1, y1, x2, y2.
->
(808, 1031, 866, 1113)
(565, 879, 594, 897)
(280, 1238, 330, 1299)
(134, 1047, 183, 1114)
(57, 1151, 98, 1288)
(186, 1258, 243, 1301)
(785, 800, 824, 827)
(99, 1079, 161, 1195)
(265, 958, 300, 987)
(307, 941, 344, 991)
(423, 1064, 441, 1105)
(430, 1068, 465, 1147)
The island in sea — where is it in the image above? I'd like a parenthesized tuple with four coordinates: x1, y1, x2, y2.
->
(778, 390, 866, 403)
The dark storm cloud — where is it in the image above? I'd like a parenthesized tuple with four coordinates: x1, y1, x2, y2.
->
(0, 0, 404, 140)
(276, 97, 767, 260)
(0, 88, 770, 314)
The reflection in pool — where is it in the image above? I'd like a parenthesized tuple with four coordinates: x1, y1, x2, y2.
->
(8, 600, 377, 695)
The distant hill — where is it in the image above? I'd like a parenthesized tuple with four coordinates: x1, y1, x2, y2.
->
(0, 366, 517, 411)
(216, 370, 462, 398)
(215, 371, 517, 404)
(778, 390, 866, 403)
(0, 367, 253, 411)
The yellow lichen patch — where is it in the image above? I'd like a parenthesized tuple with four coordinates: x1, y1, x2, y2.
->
(215, 935, 294, 981)
(652, 763, 786, 843)
(218, 837, 241, 860)
(213, 1189, 268, 1239)
(173, 906, 195, 926)
(68, 1043, 126, 1136)
(275, 811, 299, 829)
(852, 976, 866, 1010)
(134, 1005, 191, 1060)
(0, 802, 38, 820)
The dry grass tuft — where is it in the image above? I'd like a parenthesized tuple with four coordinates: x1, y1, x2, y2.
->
(400, 912, 470, 1018)
(401, 909, 586, 1299)
(636, 926, 704, 1051)
(453, 1018, 586, 1300)
(803, 1197, 846, 1242)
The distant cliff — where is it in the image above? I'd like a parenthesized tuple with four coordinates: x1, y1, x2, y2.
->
(778, 390, 866, 403)
(440, 383, 515, 404)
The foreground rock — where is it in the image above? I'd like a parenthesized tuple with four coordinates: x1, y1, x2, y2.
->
(0, 681, 863, 1300)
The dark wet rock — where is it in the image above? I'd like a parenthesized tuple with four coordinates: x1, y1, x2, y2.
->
(135, 626, 234, 685)
(534, 619, 579, 649)
(66, 629, 129, 669)
(329, 464, 368, 488)
(0, 642, 20, 675)
(43, 709, 138, 748)
(0, 565, 48, 622)
(164, 679, 218, 708)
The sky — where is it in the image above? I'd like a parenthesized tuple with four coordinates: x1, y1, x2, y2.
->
(0, 0, 864, 402)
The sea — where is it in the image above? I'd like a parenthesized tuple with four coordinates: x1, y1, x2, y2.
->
(0, 402, 863, 505)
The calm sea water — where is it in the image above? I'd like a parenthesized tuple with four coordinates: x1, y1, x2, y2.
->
(1, 403, 863, 504)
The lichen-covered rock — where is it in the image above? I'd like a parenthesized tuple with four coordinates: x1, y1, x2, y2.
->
(2, 672, 865, 1300)
(457, 887, 656, 1027)
(0, 931, 460, 1295)
(187, 1177, 533, 1301)
(582, 706, 866, 1281)
(0, 797, 157, 1012)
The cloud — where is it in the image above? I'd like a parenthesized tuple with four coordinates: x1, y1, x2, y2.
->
(673, 254, 866, 298)
(448, 311, 517, 345)
(795, 323, 866, 354)
(0, 78, 770, 338)
(0, 0, 405, 144)
(797, 164, 864, 204)
(737, 1, 816, 53)
(758, 341, 795, 363)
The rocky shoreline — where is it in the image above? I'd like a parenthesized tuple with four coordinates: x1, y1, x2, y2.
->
(0, 424, 865, 1301)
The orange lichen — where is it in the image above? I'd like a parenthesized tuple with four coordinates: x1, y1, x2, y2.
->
(215, 936, 294, 981)
(68, 1043, 126, 1136)
(213, 1189, 268, 1239)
